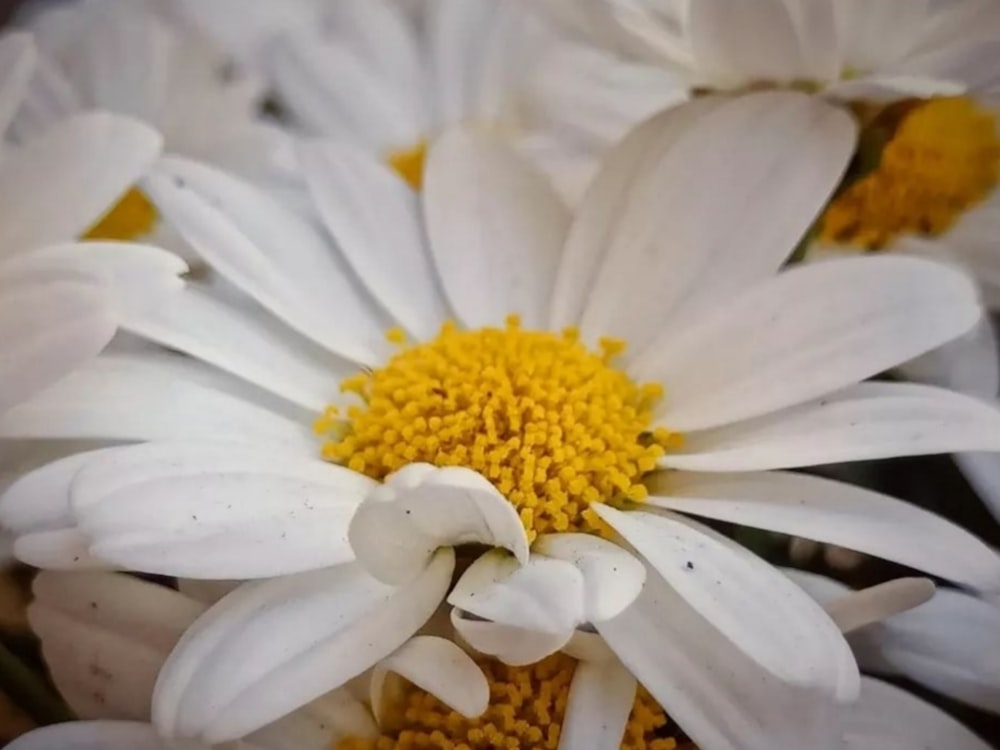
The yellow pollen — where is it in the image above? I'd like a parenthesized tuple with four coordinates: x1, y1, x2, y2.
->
(818, 96, 1000, 250)
(333, 653, 688, 750)
(82, 186, 158, 241)
(386, 140, 428, 191)
(316, 317, 679, 541)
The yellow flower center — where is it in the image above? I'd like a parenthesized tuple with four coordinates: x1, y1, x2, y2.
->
(386, 141, 428, 191)
(316, 317, 678, 541)
(82, 186, 158, 241)
(334, 653, 688, 750)
(818, 96, 1000, 250)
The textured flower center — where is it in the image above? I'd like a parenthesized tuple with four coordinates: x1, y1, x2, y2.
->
(316, 317, 677, 540)
(82, 186, 158, 241)
(334, 653, 686, 750)
(386, 140, 427, 190)
(818, 97, 1000, 250)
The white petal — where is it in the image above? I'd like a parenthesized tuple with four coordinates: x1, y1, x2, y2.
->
(299, 140, 446, 339)
(559, 657, 636, 750)
(0, 112, 162, 256)
(593, 505, 858, 699)
(5, 721, 173, 750)
(956, 451, 1000, 524)
(349, 464, 529, 585)
(562, 628, 617, 663)
(72, 441, 374, 578)
(533, 532, 645, 622)
(143, 156, 384, 364)
(637, 256, 981, 431)
(426, 0, 498, 127)
(649, 471, 1000, 592)
(597, 569, 843, 750)
(29, 571, 204, 720)
(370, 636, 488, 723)
(0, 352, 314, 450)
(0, 32, 36, 137)
(576, 92, 855, 355)
(249, 688, 377, 750)
(824, 578, 936, 634)
(448, 549, 584, 635)
(662, 382, 1000, 471)
(0, 269, 116, 414)
(423, 128, 570, 329)
(153, 552, 454, 743)
(898, 314, 999, 400)
(688, 0, 801, 85)
(450, 608, 571, 667)
(844, 678, 991, 750)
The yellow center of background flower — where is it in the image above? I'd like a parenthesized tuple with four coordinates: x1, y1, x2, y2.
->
(387, 141, 427, 190)
(818, 96, 1000, 250)
(82, 186, 158, 241)
(334, 653, 686, 750)
(316, 316, 677, 541)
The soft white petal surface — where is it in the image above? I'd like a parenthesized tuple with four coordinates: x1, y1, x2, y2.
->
(824, 578, 936, 634)
(6, 721, 183, 750)
(559, 657, 636, 750)
(450, 608, 571, 667)
(898, 314, 999, 400)
(0, 32, 36, 137)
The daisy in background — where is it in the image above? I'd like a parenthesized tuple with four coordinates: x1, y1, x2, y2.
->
(9, 0, 294, 248)
(169, 0, 597, 201)
(788, 568, 1000, 716)
(5, 91, 1000, 749)
(7, 570, 976, 750)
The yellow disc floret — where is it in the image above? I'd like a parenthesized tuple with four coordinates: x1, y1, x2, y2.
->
(82, 186, 158, 241)
(334, 653, 687, 750)
(386, 140, 427, 191)
(818, 97, 1000, 250)
(317, 316, 678, 540)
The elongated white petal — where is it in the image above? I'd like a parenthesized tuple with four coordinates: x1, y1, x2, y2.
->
(574, 93, 854, 354)
(533, 533, 645, 621)
(349, 464, 529, 585)
(649, 471, 1000, 592)
(153, 552, 454, 743)
(597, 570, 843, 750)
(30, 572, 204, 720)
(0, 269, 116, 414)
(5, 721, 175, 750)
(450, 608, 571, 667)
(844, 678, 991, 750)
(955, 451, 1000, 525)
(637, 256, 981, 431)
(0, 352, 313, 450)
(144, 157, 384, 364)
(371, 636, 488, 723)
(824, 578, 936, 634)
(559, 658, 636, 750)
(662, 382, 1000, 471)
(0, 113, 161, 255)
(898, 314, 999, 400)
(449, 550, 584, 634)
(424, 129, 569, 329)
(249, 688, 377, 750)
(73, 441, 373, 578)
(299, 140, 446, 339)
(594, 505, 857, 699)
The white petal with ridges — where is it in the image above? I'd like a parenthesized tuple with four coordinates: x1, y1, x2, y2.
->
(593, 505, 858, 699)
(637, 256, 981, 431)
(73, 441, 374, 578)
(662, 382, 1000, 471)
(649, 471, 1000, 592)
(424, 129, 569, 329)
(370, 636, 488, 723)
(349, 464, 529, 585)
(154, 551, 454, 743)
(533, 533, 645, 621)
(559, 658, 636, 750)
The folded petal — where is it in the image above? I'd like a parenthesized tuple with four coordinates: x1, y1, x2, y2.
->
(650, 471, 1000, 592)
(153, 551, 454, 743)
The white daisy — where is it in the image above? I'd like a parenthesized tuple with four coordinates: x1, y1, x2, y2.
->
(789, 568, 1000, 715)
(10, 0, 291, 246)
(0, 31, 162, 413)
(170, 0, 588, 199)
(3, 92, 1000, 749)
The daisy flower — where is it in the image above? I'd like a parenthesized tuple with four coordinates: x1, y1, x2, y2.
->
(170, 0, 589, 199)
(11, 0, 290, 246)
(789, 568, 1000, 715)
(4, 92, 1000, 749)
(0, 32, 162, 413)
